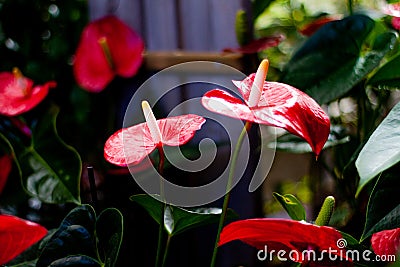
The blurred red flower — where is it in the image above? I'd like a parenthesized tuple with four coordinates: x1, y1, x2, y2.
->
(0, 214, 47, 265)
(299, 15, 342, 36)
(371, 228, 400, 258)
(73, 15, 144, 92)
(0, 154, 12, 195)
(0, 68, 56, 116)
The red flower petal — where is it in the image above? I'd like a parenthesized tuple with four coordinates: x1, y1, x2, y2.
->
(0, 71, 56, 116)
(0, 154, 12, 195)
(223, 34, 285, 54)
(299, 16, 342, 36)
(0, 215, 47, 265)
(73, 15, 144, 92)
(104, 114, 205, 166)
(392, 17, 400, 30)
(219, 218, 349, 264)
(202, 74, 330, 156)
(371, 228, 400, 257)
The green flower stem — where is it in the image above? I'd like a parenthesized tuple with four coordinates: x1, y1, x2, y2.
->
(348, 0, 353, 15)
(155, 145, 166, 267)
(162, 234, 172, 267)
(210, 121, 252, 267)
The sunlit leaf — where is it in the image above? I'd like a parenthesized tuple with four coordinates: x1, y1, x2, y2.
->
(273, 192, 306, 221)
(131, 194, 237, 236)
(356, 102, 400, 195)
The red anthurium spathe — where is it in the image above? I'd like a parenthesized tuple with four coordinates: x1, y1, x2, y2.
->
(73, 15, 144, 92)
(0, 214, 47, 265)
(201, 59, 330, 156)
(299, 15, 342, 36)
(219, 218, 351, 265)
(104, 101, 206, 166)
(223, 34, 285, 54)
(0, 68, 56, 116)
(0, 154, 12, 195)
(371, 228, 400, 257)
(381, 2, 400, 30)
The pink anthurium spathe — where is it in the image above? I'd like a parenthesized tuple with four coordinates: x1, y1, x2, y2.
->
(201, 59, 330, 156)
(0, 68, 56, 116)
(104, 101, 206, 166)
(371, 228, 400, 257)
(0, 154, 12, 195)
(219, 218, 351, 266)
(73, 15, 144, 92)
(381, 2, 400, 30)
(0, 214, 47, 265)
(223, 34, 285, 54)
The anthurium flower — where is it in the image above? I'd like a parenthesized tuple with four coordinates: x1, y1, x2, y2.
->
(219, 218, 351, 265)
(0, 154, 12, 195)
(299, 15, 342, 36)
(371, 228, 400, 257)
(73, 15, 144, 92)
(201, 59, 330, 156)
(0, 68, 56, 116)
(0, 214, 47, 265)
(104, 101, 206, 166)
(381, 2, 400, 30)
(223, 34, 285, 54)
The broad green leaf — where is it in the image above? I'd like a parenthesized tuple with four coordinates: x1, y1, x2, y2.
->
(96, 208, 124, 267)
(37, 205, 123, 267)
(281, 15, 397, 104)
(361, 169, 400, 241)
(273, 192, 306, 221)
(268, 127, 350, 153)
(356, 102, 400, 195)
(45, 255, 101, 267)
(368, 52, 400, 89)
(131, 194, 238, 236)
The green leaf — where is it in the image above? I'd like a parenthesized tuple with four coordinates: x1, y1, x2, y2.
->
(269, 126, 350, 153)
(355, 101, 400, 195)
(131, 194, 238, 236)
(252, 0, 274, 20)
(37, 205, 123, 267)
(8, 106, 82, 204)
(280, 15, 397, 104)
(44, 255, 101, 267)
(96, 208, 124, 267)
(368, 52, 400, 89)
(273, 192, 306, 221)
(361, 169, 400, 241)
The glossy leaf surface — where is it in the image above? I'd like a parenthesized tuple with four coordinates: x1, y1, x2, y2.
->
(37, 205, 123, 267)
(74, 15, 144, 92)
(361, 169, 400, 241)
(18, 106, 82, 204)
(131, 194, 237, 236)
(0, 215, 47, 265)
(280, 15, 394, 104)
(0, 70, 56, 116)
(356, 102, 400, 195)
(104, 114, 206, 166)
(219, 218, 349, 264)
(202, 74, 330, 156)
(371, 228, 400, 257)
(273, 192, 306, 221)
(368, 53, 400, 89)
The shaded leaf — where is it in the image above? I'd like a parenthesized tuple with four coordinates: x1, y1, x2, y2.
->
(96, 208, 123, 267)
(252, 0, 274, 20)
(361, 169, 400, 241)
(273, 192, 306, 221)
(368, 52, 400, 89)
(18, 106, 82, 204)
(131, 194, 237, 236)
(0, 215, 47, 265)
(356, 101, 400, 195)
(280, 15, 397, 104)
(46, 255, 101, 267)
